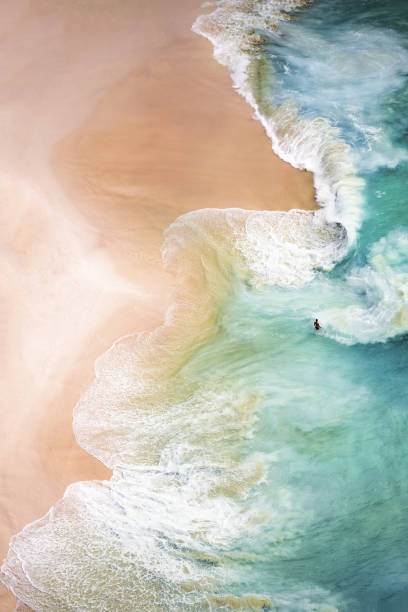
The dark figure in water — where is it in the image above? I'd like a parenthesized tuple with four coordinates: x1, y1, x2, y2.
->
(314, 318, 321, 330)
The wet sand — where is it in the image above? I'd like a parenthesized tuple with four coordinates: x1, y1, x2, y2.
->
(0, 0, 315, 608)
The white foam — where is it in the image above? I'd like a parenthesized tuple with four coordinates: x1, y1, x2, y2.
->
(1, 197, 352, 609)
(234, 209, 345, 287)
(322, 230, 408, 344)
(1, 3, 383, 609)
(274, 22, 408, 173)
(165, 207, 345, 288)
(193, 0, 365, 245)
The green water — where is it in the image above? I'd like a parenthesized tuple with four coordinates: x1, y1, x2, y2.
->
(2, 0, 408, 610)
(182, 277, 408, 609)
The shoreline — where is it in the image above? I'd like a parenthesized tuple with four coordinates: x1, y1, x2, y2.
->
(1, 1, 316, 608)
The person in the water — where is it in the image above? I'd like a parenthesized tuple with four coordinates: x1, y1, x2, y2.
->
(314, 318, 321, 330)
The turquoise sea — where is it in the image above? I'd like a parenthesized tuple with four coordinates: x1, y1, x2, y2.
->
(2, 0, 408, 610)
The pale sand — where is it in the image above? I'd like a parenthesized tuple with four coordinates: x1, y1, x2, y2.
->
(0, 0, 315, 608)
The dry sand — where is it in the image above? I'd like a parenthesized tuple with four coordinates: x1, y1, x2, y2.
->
(0, 0, 315, 608)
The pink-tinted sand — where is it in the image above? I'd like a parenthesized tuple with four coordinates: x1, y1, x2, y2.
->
(0, 1, 315, 608)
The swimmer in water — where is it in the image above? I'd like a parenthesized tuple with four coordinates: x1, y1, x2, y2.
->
(314, 318, 321, 330)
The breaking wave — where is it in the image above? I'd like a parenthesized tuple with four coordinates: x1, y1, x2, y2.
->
(3, 0, 408, 610)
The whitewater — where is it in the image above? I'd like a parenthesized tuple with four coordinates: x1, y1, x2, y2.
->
(2, 0, 408, 610)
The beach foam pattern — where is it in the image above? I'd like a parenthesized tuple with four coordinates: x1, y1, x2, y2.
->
(193, 0, 365, 245)
(3, 0, 408, 610)
(322, 229, 408, 344)
(1, 205, 345, 611)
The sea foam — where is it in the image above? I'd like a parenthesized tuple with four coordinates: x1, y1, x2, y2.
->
(1, 1, 373, 611)
(322, 229, 408, 344)
(1, 205, 346, 611)
(193, 0, 365, 245)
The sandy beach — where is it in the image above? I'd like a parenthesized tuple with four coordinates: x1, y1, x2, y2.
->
(0, 0, 316, 608)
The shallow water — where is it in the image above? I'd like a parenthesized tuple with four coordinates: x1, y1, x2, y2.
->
(2, 0, 408, 610)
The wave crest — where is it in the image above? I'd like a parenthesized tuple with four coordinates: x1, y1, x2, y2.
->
(194, 0, 364, 245)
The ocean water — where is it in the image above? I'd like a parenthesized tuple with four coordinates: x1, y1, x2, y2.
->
(3, 0, 408, 610)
